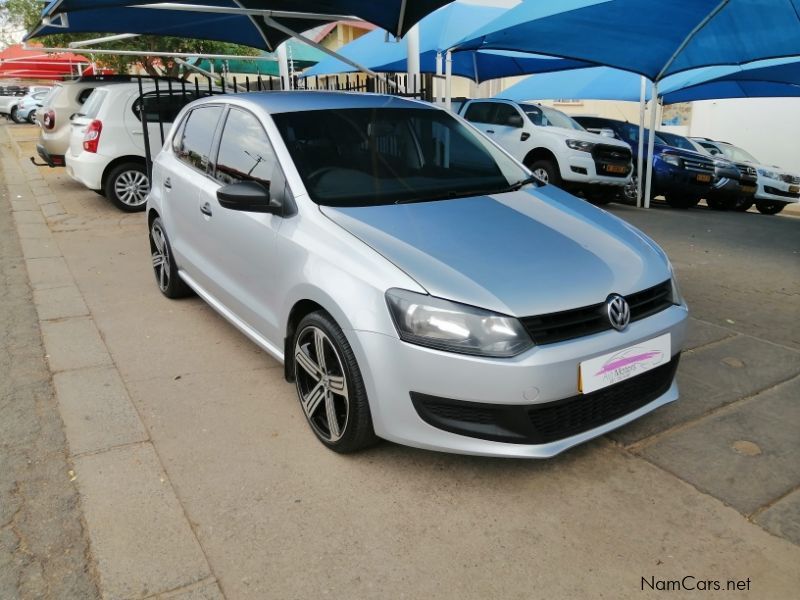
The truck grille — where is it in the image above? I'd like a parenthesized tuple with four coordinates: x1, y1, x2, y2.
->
(592, 144, 632, 178)
(519, 280, 673, 345)
(683, 158, 715, 174)
(736, 164, 758, 183)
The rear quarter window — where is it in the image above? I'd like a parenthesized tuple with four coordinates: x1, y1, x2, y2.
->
(78, 89, 109, 118)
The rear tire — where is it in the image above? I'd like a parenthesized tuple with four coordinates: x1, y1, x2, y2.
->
(755, 200, 785, 215)
(149, 217, 192, 299)
(26, 110, 36, 123)
(105, 162, 150, 212)
(293, 311, 378, 453)
(666, 194, 700, 209)
(528, 159, 563, 188)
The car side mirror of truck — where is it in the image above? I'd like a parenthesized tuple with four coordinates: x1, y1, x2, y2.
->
(217, 181, 281, 215)
(507, 114, 524, 128)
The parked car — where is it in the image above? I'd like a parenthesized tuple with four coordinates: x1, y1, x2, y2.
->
(459, 99, 632, 204)
(575, 117, 716, 209)
(1, 85, 50, 120)
(66, 81, 206, 211)
(36, 75, 135, 168)
(147, 92, 688, 457)
(12, 89, 51, 124)
(658, 131, 757, 211)
(692, 138, 799, 215)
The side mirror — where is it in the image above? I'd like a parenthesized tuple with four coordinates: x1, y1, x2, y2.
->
(599, 128, 616, 139)
(217, 181, 281, 214)
(507, 114, 524, 128)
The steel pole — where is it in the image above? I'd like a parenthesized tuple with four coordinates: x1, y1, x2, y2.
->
(643, 80, 659, 209)
(637, 76, 647, 207)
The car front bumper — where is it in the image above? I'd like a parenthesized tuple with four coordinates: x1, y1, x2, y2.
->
(65, 151, 107, 191)
(350, 304, 689, 458)
(562, 152, 631, 186)
(755, 178, 800, 203)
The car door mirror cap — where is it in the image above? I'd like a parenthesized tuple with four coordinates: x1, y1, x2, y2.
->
(507, 114, 524, 128)
(217, 180, 281, 214)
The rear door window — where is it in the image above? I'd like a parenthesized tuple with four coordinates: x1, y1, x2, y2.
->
(463, 102, 496, 124)
(173, 105, 224, 172)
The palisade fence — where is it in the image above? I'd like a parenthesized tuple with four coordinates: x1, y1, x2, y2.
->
(136, 71, 434, 175)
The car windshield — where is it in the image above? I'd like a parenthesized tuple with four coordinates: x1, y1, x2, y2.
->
(272, 107, 530, 207)
(520, 104, 584, 130)
(657, 132, 696, 151)
(717, 144, 759, 164)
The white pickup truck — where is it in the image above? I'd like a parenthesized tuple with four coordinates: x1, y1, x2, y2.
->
(459, 98, 633, 204)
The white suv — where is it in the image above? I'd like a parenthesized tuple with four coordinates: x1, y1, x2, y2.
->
(460, 99, 633, 204)
(66, 82, 201, 211)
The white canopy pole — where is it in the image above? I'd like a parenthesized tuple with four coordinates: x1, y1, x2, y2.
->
(406, 23, 420, 94)
(643, 80, 659, 209)
(277, 43, 290, 90)
(445, 50, 452, 111)
(636, 75, 646, 207)
(68, 33, 140, 48)
(434, 51, 443, 104)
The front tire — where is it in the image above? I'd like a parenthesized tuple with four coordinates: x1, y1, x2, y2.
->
(26, 110, 36, 123)
(105, 162, 150, 212)
(293, 311, 377, 453)
(149, 217, 191, 299)
(706, 196, 728, 211)
(755, 200, 785, 215)
(528, 159, 563, 188)
(10, 107, 24, 123)
(666, 194, 700, 209)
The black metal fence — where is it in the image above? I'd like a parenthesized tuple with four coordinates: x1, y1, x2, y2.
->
(136, 71, 435, 175)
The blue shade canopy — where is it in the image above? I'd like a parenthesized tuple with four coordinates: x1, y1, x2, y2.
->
(454, 0, 800, 81)
(40, 0, 455, 38)
(304, 2, 592, 82)
(29, 0, 326, 51)
(661, 81, 800, 104)
(498, 66, 652, 102)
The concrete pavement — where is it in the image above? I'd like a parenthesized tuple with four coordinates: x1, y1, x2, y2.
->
(2, 121, 799, 599)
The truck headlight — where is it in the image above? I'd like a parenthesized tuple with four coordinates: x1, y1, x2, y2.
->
(661, 154, 683, 167)
(758, 168, 778, 179)
(385, 289, 533, 358)
(566, 139, 595, 152)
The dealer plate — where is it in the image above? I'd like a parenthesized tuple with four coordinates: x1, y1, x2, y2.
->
(790, 185, 800, 194)
(696, 174, 712, 183)
(604, 164, 627, 174)
(579, 333, 671, 394)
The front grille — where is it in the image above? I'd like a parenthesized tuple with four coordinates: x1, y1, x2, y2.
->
(527, 355, 680, 443)
(736, 164, 758, 184)
(592, 144, 632, 178)
(683, 158, 715, 174)
(520, 280, 673, 345)
(411, 355, 680, 445)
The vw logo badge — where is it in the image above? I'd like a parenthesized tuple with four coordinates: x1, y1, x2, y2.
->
(606, 294, 631, 331)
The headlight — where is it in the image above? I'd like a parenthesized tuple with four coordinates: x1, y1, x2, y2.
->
(758, 168, 778, 179)
(385, 289, 532, 358)
(566, 139, 595, 152)
(661, 154, 683, 167)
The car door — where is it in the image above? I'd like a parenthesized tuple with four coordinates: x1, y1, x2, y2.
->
(490, 102, 529, 158)
(163, 104, 225, 287)
(462, 101, 498, 138)
(196, 106, 285, 343)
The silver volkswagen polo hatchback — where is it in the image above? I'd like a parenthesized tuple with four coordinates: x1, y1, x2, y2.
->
(147, 92, 688, 457)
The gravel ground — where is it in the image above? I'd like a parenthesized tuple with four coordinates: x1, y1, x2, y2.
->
(0, 150, 100, 599)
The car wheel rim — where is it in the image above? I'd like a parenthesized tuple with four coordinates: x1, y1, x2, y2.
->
(532, 168, 549, 184)
(294, 326, 349, 443)
(150, 222, 170, 292)
(114, 170, 150, 206)
(623, 175, 639, 202)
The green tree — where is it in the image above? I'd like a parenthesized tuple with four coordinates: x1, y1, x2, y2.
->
(1, 0, 258, 77)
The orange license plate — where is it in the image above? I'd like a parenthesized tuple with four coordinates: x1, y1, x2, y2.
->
(696, 174, 712, 183)
(741, 185, 756, 194)
(790, 185, 800, 194)
(604, 164, 627, 174)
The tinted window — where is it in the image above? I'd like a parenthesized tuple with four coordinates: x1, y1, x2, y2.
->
(272, 107, 529, 207)
(133, 91, 210, 124)
(173, 105, 223, 172)
(493, 103, 521, 127)
(521, 104, 583, 130)
(77, 88, 94, 104)
(463, 102, 495, 124)
(215, 108, 277, 186)
(658, 132, 696, 151)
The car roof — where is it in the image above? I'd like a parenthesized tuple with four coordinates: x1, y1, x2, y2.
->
(193, 91, 432, 114)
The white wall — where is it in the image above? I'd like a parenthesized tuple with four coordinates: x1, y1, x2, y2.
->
(688, 98, 800, 172)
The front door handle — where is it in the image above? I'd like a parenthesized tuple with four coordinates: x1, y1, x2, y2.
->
(486, 129, 495, 134)
(163, 177, 172, 190)
(520, 132, 530, 141)
(200, 202, 213, 217)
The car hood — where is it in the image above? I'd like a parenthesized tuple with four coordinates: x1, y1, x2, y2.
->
(321, 186, 671, 317)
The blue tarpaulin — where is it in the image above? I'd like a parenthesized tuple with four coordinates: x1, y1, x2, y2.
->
(304, 2, 591, 82)
(38, 0, 454, 38)
(454, 0, 800, 81)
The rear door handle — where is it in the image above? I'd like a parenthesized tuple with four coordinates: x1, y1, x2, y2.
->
(163, 177, 172, 190)
(200, 202, 213, 217)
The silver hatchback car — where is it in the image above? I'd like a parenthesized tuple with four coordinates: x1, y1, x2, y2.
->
(147, 92, 689, 458)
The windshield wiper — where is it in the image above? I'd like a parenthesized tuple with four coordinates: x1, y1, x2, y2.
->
(393, 176, 540, 205)
(499, 175, 540, 192)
